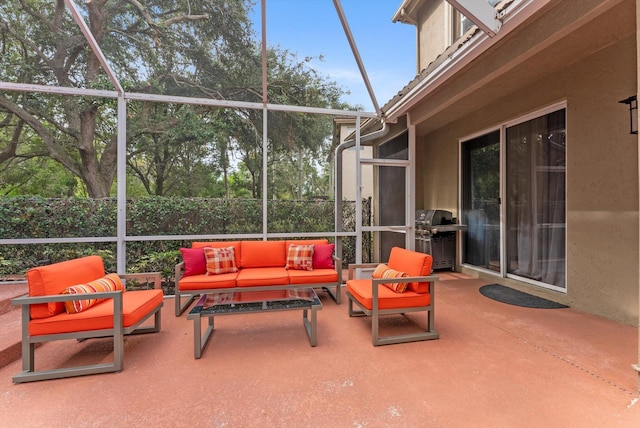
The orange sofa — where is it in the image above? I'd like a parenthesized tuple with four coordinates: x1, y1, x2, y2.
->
(174, 239, 342, 316)
(12, 255, 164, 383)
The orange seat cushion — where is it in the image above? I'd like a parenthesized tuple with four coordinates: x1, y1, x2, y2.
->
(236, 267, 289, 287)
(288, 268, 338, 284)
(387, 247, 433, 293)
(28, 289, 163, 336)
(178, 272, 238, 291)
(26, 255, 106, 319)
(346, 279, 430, 310)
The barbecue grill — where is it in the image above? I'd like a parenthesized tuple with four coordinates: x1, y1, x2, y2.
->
(415, 210, 466, 270)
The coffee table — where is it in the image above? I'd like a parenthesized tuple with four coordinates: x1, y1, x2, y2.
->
(187, 288, 322, 358)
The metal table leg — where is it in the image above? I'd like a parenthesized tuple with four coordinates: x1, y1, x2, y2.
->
(194, 315, 215, 359)
(302, 307, 318, 347)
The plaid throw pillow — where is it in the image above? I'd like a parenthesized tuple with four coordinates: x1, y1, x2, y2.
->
(204, 246, 239, 275)
(62, 273, 125, 314)
(285, 244, 315, 271)
(372, 263, 409, 293)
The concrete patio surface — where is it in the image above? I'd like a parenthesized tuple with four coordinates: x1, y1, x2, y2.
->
(1, 272, 639, 427)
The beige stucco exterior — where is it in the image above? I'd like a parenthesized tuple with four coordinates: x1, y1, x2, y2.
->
(386, 0, 639, 326)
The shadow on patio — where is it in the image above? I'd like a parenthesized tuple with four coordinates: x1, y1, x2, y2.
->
(1, 272, 639, 427)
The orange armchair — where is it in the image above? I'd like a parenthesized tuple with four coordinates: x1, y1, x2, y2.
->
(346, 247, 439, 346)
(12, 256, 163, 383)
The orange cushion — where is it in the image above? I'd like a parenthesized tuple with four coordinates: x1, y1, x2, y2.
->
(178, 273, 238, 291)
(288, 268, 339, 284)
(236, 267, 289, 287)
(387, 247, 433, 293)
(346, 279, 430, 310)
(203, 246, 239, 275)
(28, 289, 163, 336)
(372, 263, 408, 293)
(285, 244, 314, 271)
(240, 241, 286, 268)
(285, 239, 328, 248)
(62, 273, 125, 314)
(26, 255, 106, 319)
(192, 241, 241, 267)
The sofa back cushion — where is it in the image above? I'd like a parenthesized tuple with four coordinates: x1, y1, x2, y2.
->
(26, 255, 106, 319)
(192, 241, 241, 267)
(241, 240, 286, 268)
(387, 247, 433, 293)
(285, 239, 328, 248)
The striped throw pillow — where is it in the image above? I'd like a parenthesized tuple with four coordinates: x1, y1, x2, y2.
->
(372, 263, 409, 293)
(204, 246, 239, 275)
(285, 244, 315, 271)
(62, 273, 125, 314)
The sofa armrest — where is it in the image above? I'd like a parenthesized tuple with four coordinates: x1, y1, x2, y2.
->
(332, 255, 343, 282)
(120, 272, 162, 290)
(175, 261, 185, 284)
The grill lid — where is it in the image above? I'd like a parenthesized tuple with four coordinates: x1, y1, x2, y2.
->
(416, 209, 453, 226)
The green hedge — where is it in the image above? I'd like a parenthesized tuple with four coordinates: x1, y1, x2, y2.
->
(0, 196, 372, 292)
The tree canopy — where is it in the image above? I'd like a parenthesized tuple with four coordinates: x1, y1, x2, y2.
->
(0, 0, 350, 198)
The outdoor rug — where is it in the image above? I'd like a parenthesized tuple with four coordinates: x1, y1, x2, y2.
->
(479, 284, 569, 309)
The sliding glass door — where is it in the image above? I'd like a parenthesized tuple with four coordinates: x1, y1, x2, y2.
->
(506, 109, 566, 289)
(461, 131, 501, 271)
(461, 106, 566, 290)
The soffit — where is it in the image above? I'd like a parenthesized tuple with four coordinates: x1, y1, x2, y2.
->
(386, 0, 635, 136)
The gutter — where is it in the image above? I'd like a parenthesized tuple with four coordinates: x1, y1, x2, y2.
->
(384, 0, 550, 122)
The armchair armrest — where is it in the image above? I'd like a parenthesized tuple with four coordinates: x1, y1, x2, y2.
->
(12, 290, 123, 306)
(120, 272, 162, 290)
(371, 274, 439, 305)
(347, 263, 379, 280)
(12, 291, 125, 333)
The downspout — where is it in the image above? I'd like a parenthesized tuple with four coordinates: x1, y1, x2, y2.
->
(335, 121, 389, 265)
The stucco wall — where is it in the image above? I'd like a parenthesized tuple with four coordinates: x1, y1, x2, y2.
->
(416, 0, 448, 71)
(417, 34, 639, 325)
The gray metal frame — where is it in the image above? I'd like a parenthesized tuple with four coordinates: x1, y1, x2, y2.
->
(187, 288, 322, 359)
(174, 255, 342, 316)
(11, 274, 163, 384)
(346, 263, 439, 346)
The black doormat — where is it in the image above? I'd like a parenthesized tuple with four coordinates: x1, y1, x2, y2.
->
(479, 284, 568, 309)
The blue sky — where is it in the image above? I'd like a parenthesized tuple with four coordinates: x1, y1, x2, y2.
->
(249, 0, 417, 111)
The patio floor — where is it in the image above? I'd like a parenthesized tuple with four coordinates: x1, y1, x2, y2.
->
(1, 272, 639, 427)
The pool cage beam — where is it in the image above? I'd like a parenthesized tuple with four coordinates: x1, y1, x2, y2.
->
(0, 0, 379, 274)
